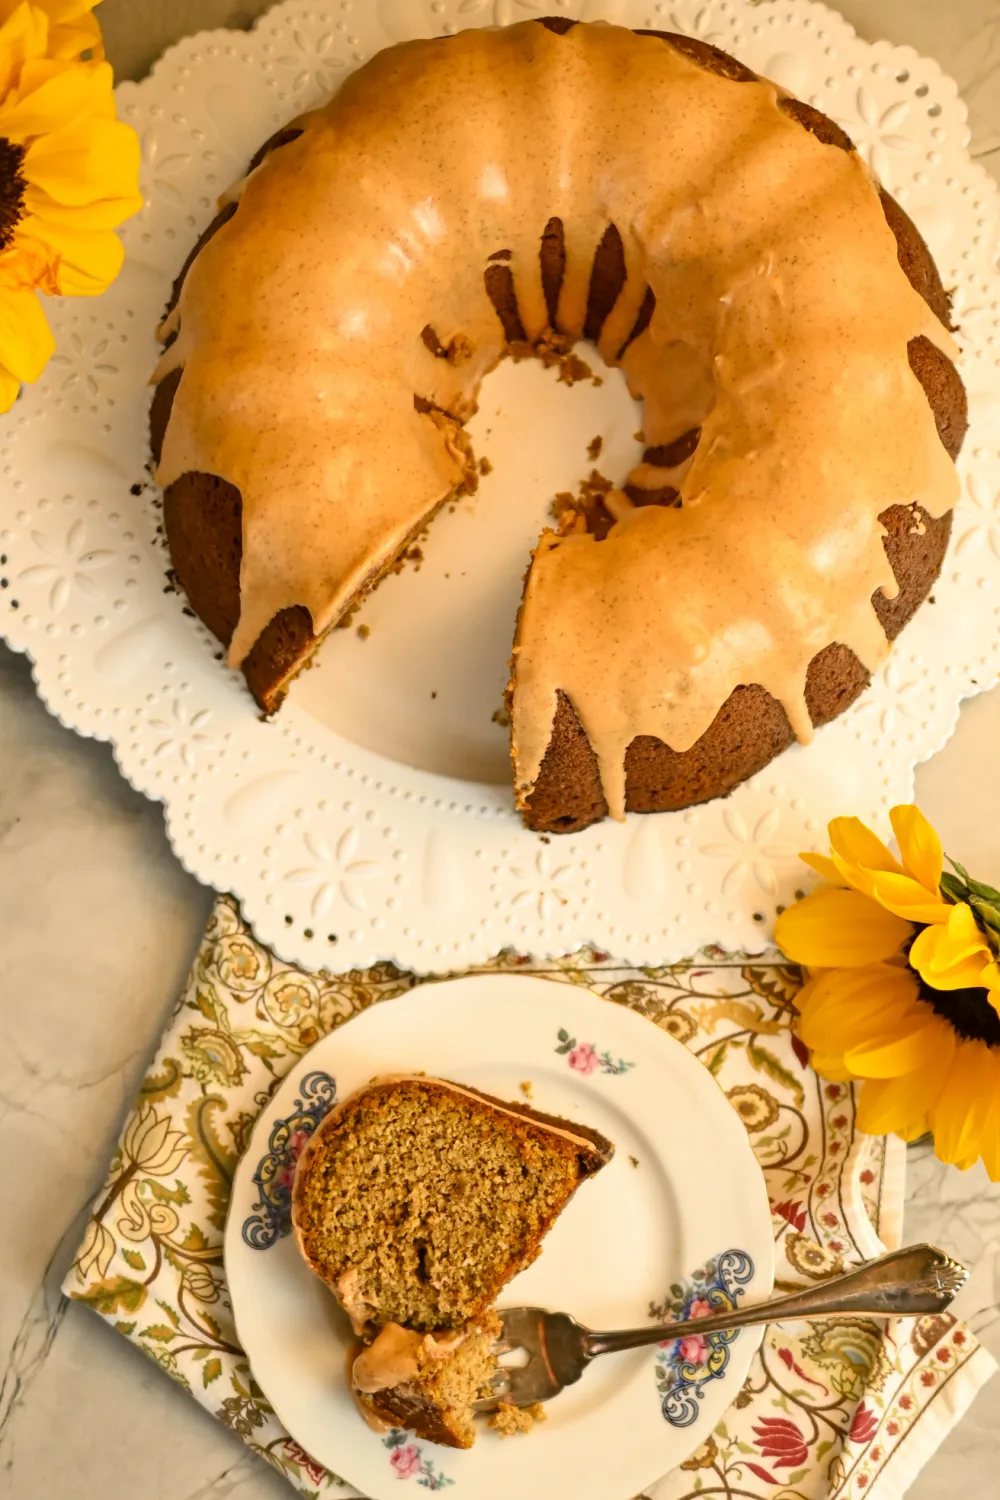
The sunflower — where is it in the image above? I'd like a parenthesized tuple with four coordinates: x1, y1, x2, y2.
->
(0, 1, 140, 410)
(775, 805, 1000, 1179)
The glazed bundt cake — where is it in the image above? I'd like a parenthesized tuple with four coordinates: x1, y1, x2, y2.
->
(290, 1075, 613, 1446)
(150, 19, 966, 833)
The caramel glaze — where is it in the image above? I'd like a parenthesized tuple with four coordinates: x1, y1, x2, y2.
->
(154, 21, 959, 818)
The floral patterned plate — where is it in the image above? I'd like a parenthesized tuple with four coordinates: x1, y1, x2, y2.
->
(223, 974, 774, 1500)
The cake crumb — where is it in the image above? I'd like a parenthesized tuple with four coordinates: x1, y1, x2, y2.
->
(633, 430, 644, 442)
(489, 1401, 547, 1437)
(551, 469, 620, 538)
(356, 624, 370, 640)
(479, 455, 493, 476)
(519, 1080, 533, 1100)
(491, 706, 510, 728)
(629, 1154, 640, 1169)
(448, 333, 473, 365)
(587, 435, 603, 461)
(558, 351, 594, 386)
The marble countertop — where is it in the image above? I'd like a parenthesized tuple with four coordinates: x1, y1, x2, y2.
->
(2, 1, 1000, 1496)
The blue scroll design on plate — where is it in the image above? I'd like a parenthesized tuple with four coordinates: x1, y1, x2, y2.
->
(653, 1248, 755, 1427)
(241, 1070, 338, 1249)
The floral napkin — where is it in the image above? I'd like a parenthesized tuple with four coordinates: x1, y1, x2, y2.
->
(65, 895, 995, 1500)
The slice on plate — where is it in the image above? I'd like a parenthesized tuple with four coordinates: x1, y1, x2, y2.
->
(291, 1075, 613, 1446)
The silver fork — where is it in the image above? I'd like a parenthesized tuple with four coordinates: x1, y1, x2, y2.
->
(479, 1243, 968, 1409)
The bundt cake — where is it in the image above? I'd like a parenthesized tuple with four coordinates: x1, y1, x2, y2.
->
(290, 1075, 613, 1446)
(150, 18, 966, 833)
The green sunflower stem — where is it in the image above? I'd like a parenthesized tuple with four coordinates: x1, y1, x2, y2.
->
(941, 856, 1000, 957)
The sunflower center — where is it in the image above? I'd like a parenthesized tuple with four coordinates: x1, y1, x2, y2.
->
(912, 963, 1000, 1046)
(0, 138, 27, 252)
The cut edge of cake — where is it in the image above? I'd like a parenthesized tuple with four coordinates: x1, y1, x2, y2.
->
(290, 1074, 613, 1448)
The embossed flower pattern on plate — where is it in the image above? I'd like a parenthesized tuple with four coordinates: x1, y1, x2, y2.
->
(48, 330, 119, 398)
(18, 519, 114, 612)
(275, 27, 347, 100)
(509, 845, 578, 922)
(956, 474, 1000, 559)
(286, 828, 385, 917)
(146, 697, 212, 768)
(701, 809, 797, 897)
(140, 127, 194, 206)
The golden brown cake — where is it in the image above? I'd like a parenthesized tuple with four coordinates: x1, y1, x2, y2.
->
(150, 19, 965, 831)
(290, 1075, 613, 1447)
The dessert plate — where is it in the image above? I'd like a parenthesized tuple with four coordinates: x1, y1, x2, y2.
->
(3, 0, 1000, 972)
(224, 974, 775, 1500)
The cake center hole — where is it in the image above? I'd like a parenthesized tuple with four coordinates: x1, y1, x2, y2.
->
(289, 344, 644, 785)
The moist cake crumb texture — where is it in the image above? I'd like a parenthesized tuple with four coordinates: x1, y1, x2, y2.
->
(489, 1401, 548, 1437)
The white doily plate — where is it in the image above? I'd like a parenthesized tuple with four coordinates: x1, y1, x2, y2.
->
(3, 0, 1000, 972)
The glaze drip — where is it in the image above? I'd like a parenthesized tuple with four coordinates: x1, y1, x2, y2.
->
(155, 22, 958, 815)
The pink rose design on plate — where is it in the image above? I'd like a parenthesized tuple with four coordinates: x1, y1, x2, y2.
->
(568, 1042, 599, 1074)
(555, 1029, 634, 1075)
(277, 1128, 312, 1188)
(678, 1304, 712, 1364)
(390, 1445, 422, 1479)
(679, 1334, 708, 1365)
(654, 1251, 756, 1431)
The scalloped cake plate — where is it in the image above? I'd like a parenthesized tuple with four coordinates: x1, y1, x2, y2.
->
(223, 974, 775, 1500)
(3, 0, 1000, 971)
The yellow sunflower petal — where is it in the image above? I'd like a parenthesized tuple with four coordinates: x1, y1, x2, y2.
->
(8, 55, 113, 117)
(775, 889, 912, 967)
(0, 57, 115, 142)
(0, 0, 100, 27)
(19, 218, 124, 295)
(806, 1050, 856, 1083)
(920, 953, 994, 990)
(795, 967, 874, 1026)
(829, 815, 905, 877)
(929, 1040, 998, 1167)
(0, 360, 21, 412)
(21, 181, 136, 230)
(797, 965, 917, 1051)
(20, 0, 100, 23)
(46, 13, 104, 64)
(0, 4, 48, 102)
(863, 870, 952, 925)
(981, 964, 1000, 1018)
(0, 283, 55, 382)
(23, 116, 141, 209)
(890, 804, 944, 894)
(978, 1080, 1000, 1182)
(855, 1024, 956, 1138)
(800, 851, 843, 885)
(910, 903, 994, 989)
(844, 1011, 945, 1078)
(856, 1078, 928, 1140)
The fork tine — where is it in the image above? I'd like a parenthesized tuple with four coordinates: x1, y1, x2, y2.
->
(472, 1369, 510, 1415)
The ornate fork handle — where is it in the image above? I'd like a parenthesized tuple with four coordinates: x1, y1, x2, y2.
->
(583, 1245, 968, 1361)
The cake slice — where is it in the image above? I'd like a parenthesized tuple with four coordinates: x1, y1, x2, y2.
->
(291, 1075, 613, 1446)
